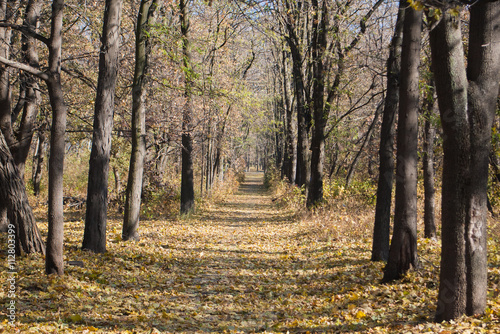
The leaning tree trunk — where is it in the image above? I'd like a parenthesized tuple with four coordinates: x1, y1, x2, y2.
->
(11, 0, 42, 178)
(429, 10, 469, 321)
(179, 0, 195, 214)
(465, 0, 500, 316)
(371, 0, 404, 262)
(122, 0, 157, 240)
(0, 131, 44, 254)
(382, 6, 422, 282)
(82, 0, 123, 253)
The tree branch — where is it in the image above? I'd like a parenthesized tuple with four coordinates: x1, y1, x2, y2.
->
(0, 56, 49, 81)
(0, 22, 50, 45)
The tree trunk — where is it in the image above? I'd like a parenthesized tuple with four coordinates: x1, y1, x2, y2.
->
(123, 0, 157, 239)
(345, 103, 381, 187)
(429, 11, 469, 321)
(0, 0, 8, 238)
(281, 49, 294, 183)
(0, 131, 45, 254)
(45, 0, 67, 276)
(465, 0, 500, 316)
(382, 6, 421, 282)
(32, 123, 47, 196)
(423, 92, 437, 239)
(306, 0, 327, 208)
(83, 0, 123, 252)
(371, 0, 404, 262)
(179, 0, 195, 214)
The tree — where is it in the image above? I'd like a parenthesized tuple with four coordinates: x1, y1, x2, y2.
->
(0, 0, 44, 250)
(280, 48, 295, 183)
(306, 0, 328, 208)
(429, 1, 500, 321)
(0, 0, 42, 178)
(0, 0, 68, 274)
(281, 0, 310, 190)
(179, 0, 195, 214)
(371, 0, 405, 262)
(122, 0, 158, 240)
(464, 1, 500, 315)
(382, 5, 422, 282)
(82, 0, 123, 253)
(306, 0, 384, 208)
(422, 79, 437, 239)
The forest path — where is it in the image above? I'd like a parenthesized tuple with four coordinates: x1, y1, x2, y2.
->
(13, 173, 488, 333)
(159, 171, 321, 332)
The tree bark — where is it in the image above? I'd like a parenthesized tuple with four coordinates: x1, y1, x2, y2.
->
(371, 0, 404, 262)
(465, 0, 500, 316)
(82, 0, 123, 252)
(179, 0, 195, 214)
(423, 98, 437, 239)
(429, 11, 469, 321)
(0, 130, 44, 254)
(382, 6, 422, 282)
(123, 0, 157, 240)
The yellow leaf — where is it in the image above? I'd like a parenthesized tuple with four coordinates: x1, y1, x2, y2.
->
(450, 6, 461, 17)
(407, 0, 424, 11)
(356, 310, 366, 319)
(69, 314, 82, 323)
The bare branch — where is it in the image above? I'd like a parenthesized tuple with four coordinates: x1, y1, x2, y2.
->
(0, 55, 49, 81)
(0, 22, 50, 45)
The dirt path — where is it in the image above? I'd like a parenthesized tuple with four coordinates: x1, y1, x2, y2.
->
(160, 172, 313, 332)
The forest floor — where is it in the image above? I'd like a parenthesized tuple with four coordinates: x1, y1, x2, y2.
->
(1, 172, 500, 333)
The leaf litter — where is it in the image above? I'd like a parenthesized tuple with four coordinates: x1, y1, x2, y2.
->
(1, 172, 500, 333)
